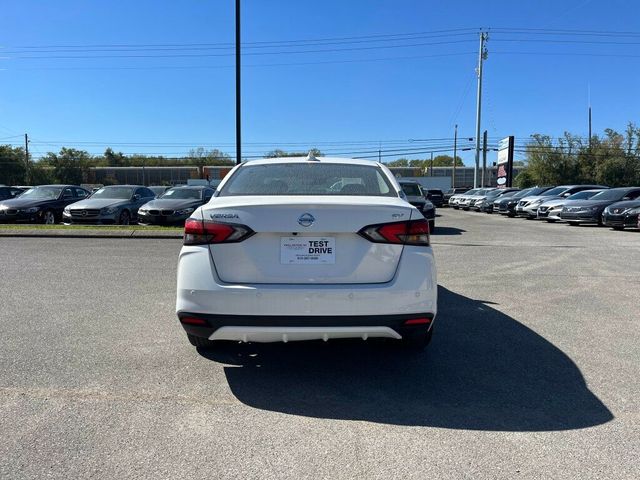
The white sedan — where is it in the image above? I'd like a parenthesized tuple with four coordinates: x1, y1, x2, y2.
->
(176, 156, 437, 350)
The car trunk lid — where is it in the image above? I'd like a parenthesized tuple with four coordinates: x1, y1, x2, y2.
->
(201, 196, 416, 284)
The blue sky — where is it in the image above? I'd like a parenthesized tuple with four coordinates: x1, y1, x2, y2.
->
(1, 0, 640, 165)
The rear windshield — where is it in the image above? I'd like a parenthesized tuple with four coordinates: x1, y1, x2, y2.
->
(219, 163, 396, 197)
(401, 184, 423, 196)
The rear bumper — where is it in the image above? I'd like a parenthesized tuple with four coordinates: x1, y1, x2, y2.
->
(176, 244, 437, 330)
(178, 312, 434, 342)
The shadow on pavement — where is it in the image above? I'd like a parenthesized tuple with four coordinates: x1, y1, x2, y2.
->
(199, 286, 613, 431)
(431, 226, 466, 235)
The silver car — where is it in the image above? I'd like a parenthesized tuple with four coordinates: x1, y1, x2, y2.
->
(537, 189, 608, 222)
(63, 185, 156, 225)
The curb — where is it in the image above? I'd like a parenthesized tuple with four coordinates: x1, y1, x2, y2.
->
(0, 229, 182, 239)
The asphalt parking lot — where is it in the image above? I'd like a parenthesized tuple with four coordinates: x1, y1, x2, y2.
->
(1, 210, 638, 479)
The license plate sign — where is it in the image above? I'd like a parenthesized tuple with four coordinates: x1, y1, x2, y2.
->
(281, 237, 335, 265)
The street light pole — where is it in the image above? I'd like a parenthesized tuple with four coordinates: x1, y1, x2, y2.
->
(473, 31, 488, 188)
(235, 0, 242, 165)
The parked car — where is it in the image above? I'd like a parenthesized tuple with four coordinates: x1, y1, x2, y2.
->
(0, 186, 26, 200)
(177, 157, 437, 350)
(0, 185, 90, 224)
(495, 187, 552, 216)
(444, 187, 470, 206)
(426, 189, 444, 207)
(138, 186, 215, 225)
(451, 188, 481, 209)
(459, 188, 499, 210)
(515, 185, 607, 218)
(399, 180, 436, 232)
(537, 189, 607, 222)
(148, 185, 171, 197)
(560, 187, 640, 225)
(63, 185, 156, 225)
(479, 188, 520, 213)
(601, 199, 640, 230)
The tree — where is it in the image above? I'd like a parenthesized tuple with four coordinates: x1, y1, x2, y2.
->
(522, 125, 640, 187)
(431, 155, 464, 167)
(41, 148, 91, 184)
(29, 163, 55, 184)
(514, 170, 535, 188)
(103, 147, 127, 167)
(0, 145, 27, 185)
(387, 158, 409, 167)
(265, 148, 322, 158)
(388, 155, 462, 169)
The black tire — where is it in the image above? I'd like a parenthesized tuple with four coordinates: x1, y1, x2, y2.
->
(568, 221, 579, 226)
(43, 209, 56, 225)
(118, 210, 131, 225)
(428, 220, 435, 233)
(546, 219, 556, 223)
(187, 334, 217, 350)
(401, 328, 433, 350)
(612, 226, 624, 231)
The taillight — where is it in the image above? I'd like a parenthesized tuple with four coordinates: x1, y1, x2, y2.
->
(358, 219, 430, 246)
(184, 218, 254, 245)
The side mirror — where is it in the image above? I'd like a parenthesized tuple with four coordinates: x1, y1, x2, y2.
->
(133, 194, 141, 201)
(562, 192, 571, 197)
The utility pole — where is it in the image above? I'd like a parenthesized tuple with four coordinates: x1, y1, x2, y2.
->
(481, 130, 487, 187)
(430, 152, 434, 176)
(452, 124, 458, 188)
(378, 141, 381, 162)
(235, 0, 242, 165)
(588, 107, 592, 149)
(588, 84, 592, 149)
(473, 31, 488, 188)
(24, 133, 30, 184)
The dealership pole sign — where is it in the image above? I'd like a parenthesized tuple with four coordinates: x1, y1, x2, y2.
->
(496, 136, 514, 188)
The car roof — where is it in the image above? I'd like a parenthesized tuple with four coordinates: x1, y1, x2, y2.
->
(244, 156, 382, 168)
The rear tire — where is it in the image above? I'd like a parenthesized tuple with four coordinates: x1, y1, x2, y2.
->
(401, 328, 433, 350)
(612, 226, 624, 231)
(568, 221, 579, 226)
(187, 334, 217, 350)
(428, 220, 435, 233)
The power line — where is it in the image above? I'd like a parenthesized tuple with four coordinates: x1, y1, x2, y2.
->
(2, 39, 477, 60)
(3, 28, 479, 49)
